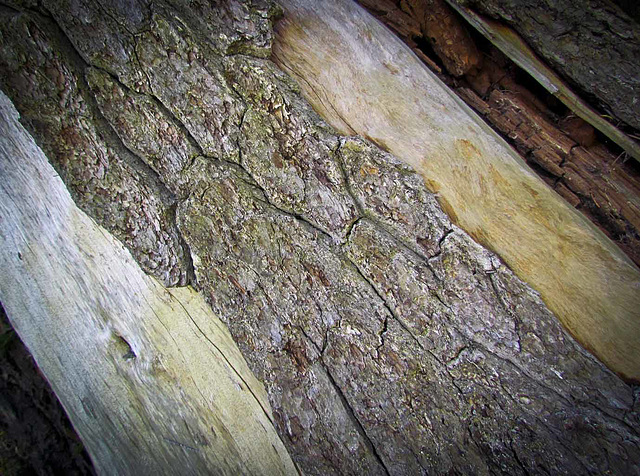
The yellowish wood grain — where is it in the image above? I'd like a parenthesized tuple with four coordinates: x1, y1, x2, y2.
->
(273, 0, 640, 381)
(0, 90, 298, 475)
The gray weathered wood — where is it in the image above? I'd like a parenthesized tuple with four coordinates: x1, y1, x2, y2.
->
(0, 90, 297, 476)
(1, 0, 639, 474)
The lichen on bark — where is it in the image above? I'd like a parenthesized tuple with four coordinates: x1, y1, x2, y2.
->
(0, 0, 638, 474)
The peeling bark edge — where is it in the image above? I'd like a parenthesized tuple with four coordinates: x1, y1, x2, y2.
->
(272, 0, 640, 382)
(0, 89, 298, 476)
(443, 0, 640, 164)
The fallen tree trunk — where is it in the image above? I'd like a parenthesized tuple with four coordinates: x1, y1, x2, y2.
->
(0, 0, 639, 474)
(358, 0, 640, 270)
(444, 0, 640, 164)
(448, 0, 640, 132)
(0, 90, 297, 475)
(273, 0, 640, 382)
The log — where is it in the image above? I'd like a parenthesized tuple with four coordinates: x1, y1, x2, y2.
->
(272, 0, 640, 382)
(448, 0, 640, 132)
(443, 0, 640, 164)
(1, 0, 639, 474)
(0, 90, 297, 475)
(357, 1, 640, 268)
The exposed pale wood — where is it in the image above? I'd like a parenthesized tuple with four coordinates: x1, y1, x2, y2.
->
(444, 0, 640, 164)
(0, 90, 298, 475)
(272, 0, 640, 381)
(358, 1, 640, 268)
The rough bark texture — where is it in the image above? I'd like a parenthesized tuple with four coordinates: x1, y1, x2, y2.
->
(1, 0, 639, 475)
(360, 0, 640, 268)
(0, 89, 297, 475)
(450, 0, 640, 131)
(273, 0, 640, 382)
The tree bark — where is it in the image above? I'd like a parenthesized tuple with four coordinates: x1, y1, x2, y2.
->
(0, 90, 297, 475)
(273, 0, 640, 382)
(358, 0, 640, 269)
(450, 0, 640, 132)
(0, 0, 639, 475)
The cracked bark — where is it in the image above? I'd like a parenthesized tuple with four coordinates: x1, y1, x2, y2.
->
(0, 0, 639, 475)
(273, 0, 640, 382)
(358, 0, 640, 267)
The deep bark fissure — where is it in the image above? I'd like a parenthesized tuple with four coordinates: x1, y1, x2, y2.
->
(376, 315, 389, 355)
(173, 211, 197, 286)
(37, 4, 365, 297)
(34, 4, 177, 207)
(292, 321, 392, 475)
(342, 243, 453, 376)
(2, 0, 640, 474)
(322, 363, 393, 476)
(101, 62, 205, 175)
(334, 141, 367, 216)
(488, 273, 523, 351)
